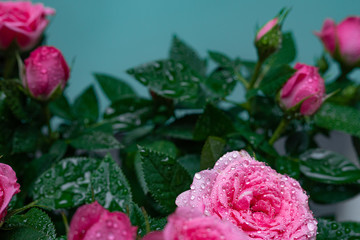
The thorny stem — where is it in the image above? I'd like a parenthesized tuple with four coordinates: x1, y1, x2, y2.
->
(61, 211, 70, 235)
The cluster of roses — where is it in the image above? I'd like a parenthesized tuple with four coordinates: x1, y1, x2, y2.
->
(1, 1, 360, 240)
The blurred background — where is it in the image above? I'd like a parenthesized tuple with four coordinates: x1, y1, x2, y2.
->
(34, 0, 360, 220)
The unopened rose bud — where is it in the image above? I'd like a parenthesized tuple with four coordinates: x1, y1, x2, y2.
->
(315, 16, 360, 69)
(22, 46, 70, 101)
(255, 17, 282, 61)
(280, 63, 325, 116)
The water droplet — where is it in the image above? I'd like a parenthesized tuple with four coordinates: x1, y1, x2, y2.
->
(195, 173, 201, 180)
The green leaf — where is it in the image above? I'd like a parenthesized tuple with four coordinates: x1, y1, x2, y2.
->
(90, 154, 132, 212)
(49, 140, 68, 161)
(127, 59, 202, 101)
(31, 157, 102, 209)
(317, 218, 360, 240)
(94, 73, 136, 102)
(208, 51, 233, 67)
(157, 114, 198, 140)
(267, 32, 296, 66)
(247, 65, 295, 99)
(169, 35, 206, 75)
(204, 67, 237, 98)
(49, 94, 73, 120)
(200, 136, 226, 170)
(0, 79, 28, 120)
(12, 125, 41, 153)
(276, 157, 300, 179)
(73, 85, 99, 123)
(68, 131, 122, 150)
(139, 146, 192, 213)
(3, 208, 56, 240)
(178, 154, 200, 177)
(300, 149, 360, 184)
(315, 103, 360, 138)
(285, 131, 309, 156)
(193, 104, 235, 140)
(103, 96, 153, 131)
(303, 179, 360, 204)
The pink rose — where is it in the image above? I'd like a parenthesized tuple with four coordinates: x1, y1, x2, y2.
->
(256, 18, 279, 41)
(0, 1, 55, 51)
(316, 16, 360, 67)
(0, 163, 20, 222)
(176, 150, 317, 240)
(143, 207, 250, 240)
(280, 63, 325, 116)
(68, 201, 137, 240)
(23, 46, 70, 101)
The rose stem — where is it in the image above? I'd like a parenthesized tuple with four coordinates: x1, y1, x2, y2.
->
(248, 59, 264, 89)
(3, 51, 16, 79)
(61, 211, 70, 235)
(268, 117, 291, 146)
(42, 103, 53, 139)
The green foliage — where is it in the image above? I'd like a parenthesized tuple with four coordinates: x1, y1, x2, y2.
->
(138, 146, 192, 213)
(200, 136, 226, 170)
(315, 103, 360, 137)
(2, 208, 56, 240)
(95, 73, 136, 102)
(300, 149, 360, 184)
(169, 35, 206, 76)
(127, 59, 202, 102)
(31, 157, 102, 209)
(68, 131, 122, 150)
(317, 218, 360, 240)
(73, 85, 99, 123)
(194, 104, 235, 140)
(90, 155, 132, 212)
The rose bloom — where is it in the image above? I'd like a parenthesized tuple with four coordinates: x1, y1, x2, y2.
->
(280, 63, 325, 116)
(68, 201, 137, 240)
(316, 16, 360, 68)
(143, 207, 250, 240)
(176, 150, 317, 240)
(0, 163, 20, 222)
(0, 1, 55, 51)
(23, 46, 70, 101)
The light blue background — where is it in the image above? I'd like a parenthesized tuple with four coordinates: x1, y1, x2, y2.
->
(35, 0, 360, 106)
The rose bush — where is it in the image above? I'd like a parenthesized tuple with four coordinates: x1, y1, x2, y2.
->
(143, 207, 250, 240)
(0, 1, 54, 51)
(68, 201, 137, 240)
(22, 46, 70, 101)
(176, 150, 317, 239)
(0, 163, 20, 222)
(280, 63, 325, 116)
(316, 16, 360, 68)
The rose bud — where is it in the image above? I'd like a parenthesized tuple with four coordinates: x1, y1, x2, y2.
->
(280, 63, 325, 116)
(68, 201, 137, 240)
(0, 163, 20, 223)
(0, 1, 55, 51)
(22, 46, 70, 101)
(176, 150, 317, 240)
(143, 207, 250, 240)
(316, 16, 360, 69)
(255, 17, 282, 61)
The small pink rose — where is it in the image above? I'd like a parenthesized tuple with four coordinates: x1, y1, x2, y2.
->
(316, 16, 360, 67)
(280, 63, 325, 116)
(68, 201, 137, 240)
(176, 150, 317, 240)
(256, 17, 279, 41)
(143, 207, 250, 240)
(0, 163, 20, 222)
(23, 46, 70, 101)
(0, 1, 55, 51)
